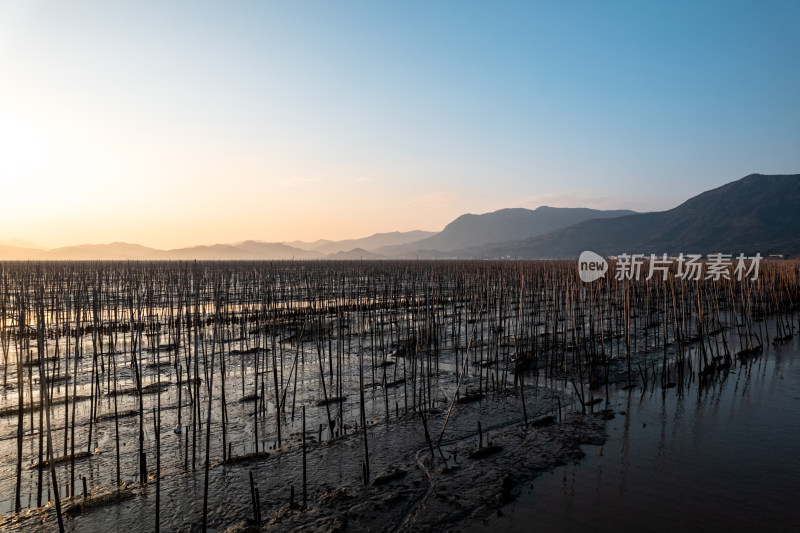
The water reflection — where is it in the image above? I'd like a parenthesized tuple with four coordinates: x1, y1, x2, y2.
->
(483, 338, 800, 532)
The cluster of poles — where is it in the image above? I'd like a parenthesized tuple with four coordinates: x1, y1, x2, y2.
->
(0, 259, 797, 530)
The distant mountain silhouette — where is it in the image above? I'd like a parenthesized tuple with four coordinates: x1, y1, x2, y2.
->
(288, 230, 436, 254)
(2, 174, 795, 260)
(1, 241, 323, 261)
(0, 244, 47, 260)
(213, 241, 323, 260)
(377, 207, 636, 256)
(328, 248, 384, 260)
(280, 239, 335, 251)
(45, 242, 165, 260)
(0, 239, 44, 249)
(459, 174, 800, 258)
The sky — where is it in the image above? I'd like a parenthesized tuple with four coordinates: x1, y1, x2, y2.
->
(1, 1, 799, 249)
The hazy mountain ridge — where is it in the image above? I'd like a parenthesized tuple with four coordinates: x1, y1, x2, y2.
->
(208, 241, 323, 260)
(45, 242, 166, 260)
(0, 244, 48, 260)
(279, 239, 335, 251)
(279, 230, 437, 255)
(375, 207, 637, 256)
(0, 241, 326, 261)
(329, 248, 384, 260)
(308, 230, 437, 254)
(0, 239, 44, 250)
(457, 174, 800, 258)
(1, 174, 796, 260)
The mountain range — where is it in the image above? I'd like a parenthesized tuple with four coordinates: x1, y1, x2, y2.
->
(373, 206, 636, 256)
(458, 173, 799, 258)
(1, 173, 797, 260)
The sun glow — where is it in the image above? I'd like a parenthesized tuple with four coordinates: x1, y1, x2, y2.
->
(1, 2, 798, 249)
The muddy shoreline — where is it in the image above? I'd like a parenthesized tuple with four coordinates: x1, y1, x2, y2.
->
(249, 405, 608, 533)
(0, 387, 608, 532)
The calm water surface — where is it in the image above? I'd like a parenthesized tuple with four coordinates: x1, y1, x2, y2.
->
(484, 338, 800, 532)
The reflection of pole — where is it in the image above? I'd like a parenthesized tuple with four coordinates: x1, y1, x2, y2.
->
(14, 303, 24, 512)
(302, 405, 307, 508)
(519, 364, 528, 428)
(112, 317, 121, 487)
(36, 298, 64, 532)
(156, 323, 161, 533)
(619, 388, 633, 494)
(517, 276, 528, 429)
(137, 290, 146, 485)
(359, 334, 370, 483)
(249, 471, 259, 523)
(626, 282, 632, 387)
(202, 290, 219, 532)
(316, 303, 333, 437)
(272, 305, 282, 446)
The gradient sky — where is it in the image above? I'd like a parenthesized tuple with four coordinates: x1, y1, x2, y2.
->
(1, 1, 799, 249)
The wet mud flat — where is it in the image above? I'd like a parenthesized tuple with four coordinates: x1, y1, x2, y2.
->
(0, 387, 607, 532)
(254, 402, 607, 533)
(0, 259, 796, 531)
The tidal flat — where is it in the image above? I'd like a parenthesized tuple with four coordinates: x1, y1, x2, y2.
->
(0, 260, 796, 531)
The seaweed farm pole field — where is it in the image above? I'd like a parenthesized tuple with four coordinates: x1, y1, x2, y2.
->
(0, 260, 797, 531)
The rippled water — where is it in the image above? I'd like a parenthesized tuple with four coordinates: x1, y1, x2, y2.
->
(482, 337, 800, 532)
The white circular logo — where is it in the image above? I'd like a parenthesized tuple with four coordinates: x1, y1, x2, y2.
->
(578, 251, 608, 282)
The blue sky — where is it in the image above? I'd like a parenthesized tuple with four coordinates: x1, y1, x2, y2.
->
(1, 1, 798, 248)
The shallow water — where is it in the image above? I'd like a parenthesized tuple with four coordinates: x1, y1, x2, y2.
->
(0, 260, 796, 531)
(482, 336, 800, 532)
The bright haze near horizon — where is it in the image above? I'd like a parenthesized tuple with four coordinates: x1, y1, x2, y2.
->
(1, 1, 798, 250)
